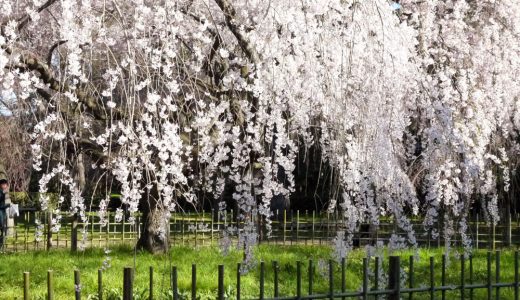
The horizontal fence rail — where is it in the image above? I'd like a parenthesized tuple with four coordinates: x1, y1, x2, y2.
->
(20, 251, 520, 300)
(2, 209, 518, 252)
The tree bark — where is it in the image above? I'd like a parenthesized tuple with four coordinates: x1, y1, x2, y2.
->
(136, 197, 170, 254)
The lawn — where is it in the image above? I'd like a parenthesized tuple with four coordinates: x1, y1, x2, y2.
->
(0, 245, 518, 299)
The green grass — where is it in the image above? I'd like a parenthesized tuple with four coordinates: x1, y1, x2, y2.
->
(0, 245, 518, 299)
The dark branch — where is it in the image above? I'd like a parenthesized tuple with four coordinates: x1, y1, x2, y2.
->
(213, 0, 260, 64)
(17, 0, 59, 31)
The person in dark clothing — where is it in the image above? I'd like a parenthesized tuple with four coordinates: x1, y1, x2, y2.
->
(0, 179, 10, 251)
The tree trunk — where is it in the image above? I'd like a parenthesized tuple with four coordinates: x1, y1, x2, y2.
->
(71, 153, 86, 252)
(137, 197, 169, 254)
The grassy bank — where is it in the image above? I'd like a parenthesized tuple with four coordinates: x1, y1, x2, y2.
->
(0, 245, 518, 299)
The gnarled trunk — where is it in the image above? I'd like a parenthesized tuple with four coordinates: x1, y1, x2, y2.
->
(137, 197, 169, 254)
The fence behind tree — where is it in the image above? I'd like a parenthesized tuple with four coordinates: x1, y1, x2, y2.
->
(4, 209, 519, 252)
(20, 250, 520, 300)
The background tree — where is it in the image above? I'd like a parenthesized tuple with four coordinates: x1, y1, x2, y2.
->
(1, 0, 519, 259)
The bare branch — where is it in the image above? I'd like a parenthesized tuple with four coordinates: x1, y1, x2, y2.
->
(17, 0, 59, 31)
(213, 0, 260, 64)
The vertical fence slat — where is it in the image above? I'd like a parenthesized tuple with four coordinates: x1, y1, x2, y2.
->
(237, 263, 241, 300)
(430, 257, 435, 300)
(149, 266, 153, 300)
(460, 255, 465, 300)
(409, 256, 414, 300)
(123, 267, 133, 300)
(375, 256, 380, 300)
(74, 269, 81, 300)
(341, 257, 346, 300)
(192, 264, 197, 300)
(47, 270, 54, 300)
(98, 269, 103, 300)
(260, 261, 265, 300)
(487, 252, 492, 300)
(515, 251, 519, 300)
(470, 255, 474, 300)
(218, 265, 225, 300)
(308, 259, 313, 296)
(172, 266, 178, 300)
(273, 261, 279, 298)
(441, 254, 446, 300)
(388, 256, 400, 300)
(297, 261, 302, 299)
(328, 260, 334, 300)
(362, 258, 368, 300)
(23, 271, 30, 300)
(496, 251, 501, 300)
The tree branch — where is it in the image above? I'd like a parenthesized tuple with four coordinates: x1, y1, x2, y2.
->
(17, 0, 59, 31)
(213, 0, 260, 64)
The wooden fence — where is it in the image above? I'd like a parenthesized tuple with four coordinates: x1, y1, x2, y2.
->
(20, 251, 520, 300)
(4, 209, 520, 252)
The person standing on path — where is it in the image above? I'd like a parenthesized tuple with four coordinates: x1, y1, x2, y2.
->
(0, 179, 11, 251)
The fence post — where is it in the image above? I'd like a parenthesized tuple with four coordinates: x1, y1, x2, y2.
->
(469, 255, 475, 299)
(308, 260, 313, 296)
(192, 264, 197, 300)
(408, 256, 414, 300)
(388, 256, 401, 300)
(362, 258, 368, 300)
(296, 261, 302, 299)
(237, 263, 241, 300)
(430, 257, 435, 300)
(74, 269, 81, 300)
(218, 265, 224, 300)
(341, 257, 346, 300)
(487, 252, 492, 300)
(375, 257, 380, 300)
(273, 261, 279, 297)
(328, 260, 334, 300)
(123, 267, 133, 300)
(460, 255, 465, 300)
(172, 266, 178, 300)
(441, 254, 446, 300)
(260, 261, 265, 300)
(47, 270, 54, 300)
(496, 251, 501, 300)
(149, 266, 154, 300)
(23, 271, 30, 300)
(515, 251, 519, 300)
(98, 269, 103, 300)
